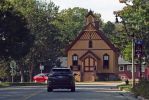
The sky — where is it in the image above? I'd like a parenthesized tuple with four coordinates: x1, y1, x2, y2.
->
(45, 0, 126, 22)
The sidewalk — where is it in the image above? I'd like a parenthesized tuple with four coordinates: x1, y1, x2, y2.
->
(76, 81, 125, 86)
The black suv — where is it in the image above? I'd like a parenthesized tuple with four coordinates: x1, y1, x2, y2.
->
(47, 67, 75, 92)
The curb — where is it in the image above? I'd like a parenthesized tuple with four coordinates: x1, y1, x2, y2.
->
(137, 96, 149, 100)
(119, 88, 149, 100)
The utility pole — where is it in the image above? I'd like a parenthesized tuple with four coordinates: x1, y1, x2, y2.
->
(114, 11, 135, 88)
(10, 60, 16, 83)
(135, 39, 143, 79)
(132, 38, 135, 88)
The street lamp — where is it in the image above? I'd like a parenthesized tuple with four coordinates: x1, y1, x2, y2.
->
(114, 12, 135, 88)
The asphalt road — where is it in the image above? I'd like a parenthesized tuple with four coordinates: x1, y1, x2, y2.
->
(0, 83, 137, 100)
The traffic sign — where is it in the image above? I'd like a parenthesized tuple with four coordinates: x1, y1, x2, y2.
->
(135, 39, 143, 57)
(135, 40, 143, 45)
(40, 64, 44, 70)
(10, 60, 16, 69)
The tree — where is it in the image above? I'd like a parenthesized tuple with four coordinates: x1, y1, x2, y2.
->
(0, 60, 9, 81)
(53, 7, 88, 45)
(0, 1, 33, 60)
(0, 0, 34, 82)
(9, 0, 62, 82)
(102, 21, 130, 60)
(103, 21, 116, 41)
(115, 0, 149, 61)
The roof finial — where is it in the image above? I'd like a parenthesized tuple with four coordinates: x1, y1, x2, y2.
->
(85, 9, 94, 17)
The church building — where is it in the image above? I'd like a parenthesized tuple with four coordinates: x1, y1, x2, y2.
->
(66, 11, 119, 82)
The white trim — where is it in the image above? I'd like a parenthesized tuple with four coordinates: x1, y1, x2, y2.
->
(119, 65, 124, 71)
(127, 65, 132, 71)
(104, 55, 109, 60)
(141, 65, 145, 72)
(127, 65, 136, 72)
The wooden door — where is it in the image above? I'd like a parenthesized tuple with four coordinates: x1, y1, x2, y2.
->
(83, 57, 96, 82)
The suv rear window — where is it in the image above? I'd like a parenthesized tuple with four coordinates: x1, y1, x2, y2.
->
(51, 69, 72, 74)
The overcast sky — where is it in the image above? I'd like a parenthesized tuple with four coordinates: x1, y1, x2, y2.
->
(45, 0, 125, 22)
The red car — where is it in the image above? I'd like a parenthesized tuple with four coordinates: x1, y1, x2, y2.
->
(33, 73, 49, 83)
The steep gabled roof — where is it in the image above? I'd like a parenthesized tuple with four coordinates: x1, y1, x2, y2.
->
(66, 23, 118, 53)
(65, 24, 90, 52)
(96, 29, 118, 52)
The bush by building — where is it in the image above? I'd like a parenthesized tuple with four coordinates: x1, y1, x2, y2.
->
(132, 80, 149, 99)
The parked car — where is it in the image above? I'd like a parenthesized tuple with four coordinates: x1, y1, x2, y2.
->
(47, 67, 75, 92)
(33, 73, 49, 83)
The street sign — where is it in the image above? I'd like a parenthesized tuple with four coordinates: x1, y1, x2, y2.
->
(135, 40, 143, 45)
(40, 64, 44, 70)
(10, 70, 16, 76)
(135, 39, 143, 57)
(10, 60, 16, 69)
(10, 60, 17, 83)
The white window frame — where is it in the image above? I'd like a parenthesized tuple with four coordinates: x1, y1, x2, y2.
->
(103, 55, 109, 60)
(127, 65, 136, 72)
(119, 65, 124, 71)
(141, 65, 145, 72)
(127, 65, 132, 72)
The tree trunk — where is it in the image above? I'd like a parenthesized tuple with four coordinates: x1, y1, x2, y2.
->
(20, 72, 24, 83)
(29, 63, 34, 83)
(20, 64, 24, 83)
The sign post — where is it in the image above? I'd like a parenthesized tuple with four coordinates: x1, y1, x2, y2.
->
(135, 39, 143, 79)
(40, 64, 44, 73)
(10, 60, 16, 83)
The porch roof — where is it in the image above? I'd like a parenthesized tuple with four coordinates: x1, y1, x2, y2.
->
(79, 50, 100, 60)
(118, 56, 132, 65)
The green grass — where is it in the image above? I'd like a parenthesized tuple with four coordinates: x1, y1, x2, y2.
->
(0, 82, 11, 88)
(118, 80, 149, 99)
(10, 82, 46, 86)
(117, 84, 132, 91)
(0, 82, 46, 88)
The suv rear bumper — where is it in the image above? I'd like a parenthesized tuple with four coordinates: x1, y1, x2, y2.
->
(48, 82, 75, 89)
(48, 85, 75, 89)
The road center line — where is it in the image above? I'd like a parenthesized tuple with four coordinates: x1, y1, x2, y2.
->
(23, 90, 44, 100)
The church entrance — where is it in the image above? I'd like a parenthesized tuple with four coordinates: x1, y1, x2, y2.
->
(82, 56, 97, 82)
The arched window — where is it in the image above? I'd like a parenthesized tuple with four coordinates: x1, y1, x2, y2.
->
(103, 54, 109, 69)
(89, 40, 92, 48)
(72, 54, 78, 66)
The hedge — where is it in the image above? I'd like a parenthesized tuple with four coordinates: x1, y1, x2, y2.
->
(0, 82, 46, 88)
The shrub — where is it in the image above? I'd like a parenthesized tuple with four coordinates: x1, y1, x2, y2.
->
(132, 80, 149, 99)
(0, 82, 11, 87)
(0, 82, 46, 88)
